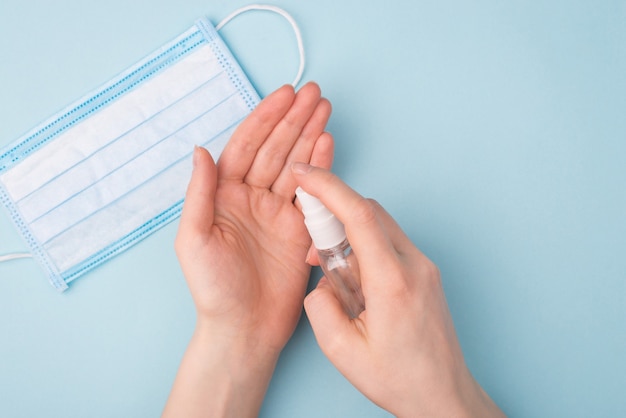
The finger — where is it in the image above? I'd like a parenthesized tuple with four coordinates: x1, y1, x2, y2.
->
(178, 146, 217, 239)
(292, 163, 396, 263)
(308, 132, 335, 170)
(217, 84, 295, 182)
(364, 199, 421, 258)
(292, 164, 402, 297)
(290, 132, 334, 209)
(270, 99, 332, 198)
(305, 277, 363, 364)
(295, 133, 335, 267)
(244, 82, 322, 188)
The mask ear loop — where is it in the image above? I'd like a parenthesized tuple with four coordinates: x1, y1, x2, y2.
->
(216, 4, 306, 88)
(0, 253, 33, 263)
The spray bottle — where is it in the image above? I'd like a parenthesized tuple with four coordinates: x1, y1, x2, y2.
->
(296, 187, 365, 318)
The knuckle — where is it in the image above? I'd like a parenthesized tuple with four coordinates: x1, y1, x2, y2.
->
(419, 258, 442, 289)
(259, 143, 285, 163)
(386, 269, 414, 299)
(419, 257, 441, 279)
(315, 169, 344, 193)
(422, 258, 441, 279)
(281, 111, 300, 130)
(350, 197, 379, 225)
(383, 256, 441, 301)
(236, 137, 260, 159)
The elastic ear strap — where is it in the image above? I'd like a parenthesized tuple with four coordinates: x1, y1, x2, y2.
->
(0, 253, 32, 263)
(216, 4, 305, 88)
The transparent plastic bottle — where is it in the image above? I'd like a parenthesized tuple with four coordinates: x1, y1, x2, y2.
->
(296, 187, 365, 318)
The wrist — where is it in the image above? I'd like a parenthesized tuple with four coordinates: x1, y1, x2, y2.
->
(392, 366, 504, 418)
(162, 318, 281, 418)
(461, 377, 506, 418)
(443, 370, 506, 418)
(193, 316, 282, 379)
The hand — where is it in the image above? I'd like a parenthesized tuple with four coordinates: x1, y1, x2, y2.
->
(177, 82, 333, 352)
(292, 164, 505, 418)
(163, 83, 334, 418)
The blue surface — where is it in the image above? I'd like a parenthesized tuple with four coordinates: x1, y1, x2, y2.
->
(1, 1, 625, 416)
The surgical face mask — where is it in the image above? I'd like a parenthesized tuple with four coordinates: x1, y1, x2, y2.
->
(0, 5, 305, 291)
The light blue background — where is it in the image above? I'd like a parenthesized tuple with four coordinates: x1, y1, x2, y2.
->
(1, 0, 624, 416)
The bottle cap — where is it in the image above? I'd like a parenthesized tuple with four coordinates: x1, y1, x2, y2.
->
(296, 187, 346, 250)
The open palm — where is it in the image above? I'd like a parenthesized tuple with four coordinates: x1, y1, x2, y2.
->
(175, 83, 333, 352)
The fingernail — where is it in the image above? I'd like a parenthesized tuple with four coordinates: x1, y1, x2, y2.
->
(305, 245, 315, 264)
(292, 162, 312, 175)
(192, 145, 200, 169)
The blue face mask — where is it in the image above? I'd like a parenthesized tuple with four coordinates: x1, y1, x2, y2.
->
(0, 5, 305, 291)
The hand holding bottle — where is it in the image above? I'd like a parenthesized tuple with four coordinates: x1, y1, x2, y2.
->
(296, 187, 365, 318)
(292, 163, 505, 418)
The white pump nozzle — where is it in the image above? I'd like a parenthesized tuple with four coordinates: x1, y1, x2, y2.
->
(296, 187, 346, 250)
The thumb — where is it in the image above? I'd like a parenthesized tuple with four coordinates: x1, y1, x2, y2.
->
(305, 278, 360, 362)
(179, 146, 217, 237)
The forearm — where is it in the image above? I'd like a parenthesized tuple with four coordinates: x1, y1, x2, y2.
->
(162, 319, 280, 418)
